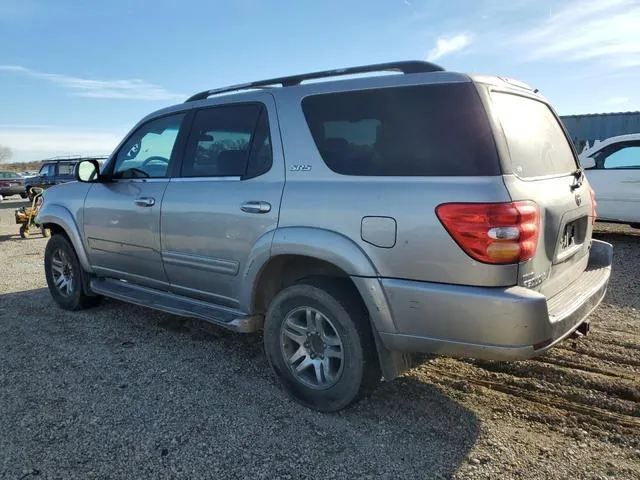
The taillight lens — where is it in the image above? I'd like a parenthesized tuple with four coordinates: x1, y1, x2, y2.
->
(436, 201, 540, 265)
(0, 181, 9, 187)
(589, 187, 597, 225)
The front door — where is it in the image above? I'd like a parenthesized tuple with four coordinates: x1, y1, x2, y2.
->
(161, 98, 284, 307)
(585, 141, 640, 223)
(83, 113, 186, 287)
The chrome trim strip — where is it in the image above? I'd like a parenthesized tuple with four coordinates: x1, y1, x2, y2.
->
(111, 178, 169, 183)
(162, 250, 240, 276)
(170, 176, 241, 182)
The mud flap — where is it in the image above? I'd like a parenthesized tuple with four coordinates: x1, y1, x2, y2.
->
(371, 327, 415, 381)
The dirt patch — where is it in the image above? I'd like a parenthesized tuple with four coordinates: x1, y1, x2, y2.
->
(0, 199, 638, 479)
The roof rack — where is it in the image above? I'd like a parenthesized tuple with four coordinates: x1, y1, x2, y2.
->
(185, 60, 445, 103)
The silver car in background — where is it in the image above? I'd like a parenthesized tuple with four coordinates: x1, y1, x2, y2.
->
(37, 61, 612, 411)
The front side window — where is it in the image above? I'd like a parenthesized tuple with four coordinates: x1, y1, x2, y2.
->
(112, 113, 185, 179)
(601, 144, 640, 169)
(181, 104, 271, 178)
(39, 164, 54, 176)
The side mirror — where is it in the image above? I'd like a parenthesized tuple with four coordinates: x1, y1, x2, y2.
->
(75, 159, 102, 183)
(580, 157, 596, 170)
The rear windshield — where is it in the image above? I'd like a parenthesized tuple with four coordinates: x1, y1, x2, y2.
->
(491, 92, 577, 178)
(301, 83, 500, 176)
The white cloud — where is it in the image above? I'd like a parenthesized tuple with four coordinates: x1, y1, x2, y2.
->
(517, 0, 640, 69)
(426, 33, 472, 62)
(0, 65, 185, 101)
(604, 96, 629, 106)
(0, 126, 125, 162)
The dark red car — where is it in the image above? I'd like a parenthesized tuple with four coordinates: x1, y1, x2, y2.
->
(0, 171, 27, 201)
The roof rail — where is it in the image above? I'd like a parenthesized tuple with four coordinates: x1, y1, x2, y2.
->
(185, 60, 445, 103)
(42, 154, 109, 162)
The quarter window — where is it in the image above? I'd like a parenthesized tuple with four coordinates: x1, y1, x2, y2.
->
(181, 104, 272, 178)
(112, 113, 185, 179)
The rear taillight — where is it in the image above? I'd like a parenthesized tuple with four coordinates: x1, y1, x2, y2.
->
(589, 187, 597, 225)
(0, 181, 9, 187)
(436, 201, 540, 265)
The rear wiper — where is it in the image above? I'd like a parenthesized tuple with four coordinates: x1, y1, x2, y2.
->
(570, 168, 584, 191)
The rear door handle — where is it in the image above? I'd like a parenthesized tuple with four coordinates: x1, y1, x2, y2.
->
(241, 201, 271, 214)
(134, 197, 155, 207)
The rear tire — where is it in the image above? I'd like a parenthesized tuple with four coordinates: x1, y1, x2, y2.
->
(44, 234, 102, 310)
(20, 193, 28, 199)
(264, 278, 380, 412)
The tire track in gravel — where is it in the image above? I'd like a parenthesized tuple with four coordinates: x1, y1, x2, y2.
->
(417, 360, 640, 434)
(535, 357, 637, 381)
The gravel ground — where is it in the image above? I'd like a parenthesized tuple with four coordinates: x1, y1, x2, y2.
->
(0, 197, 638, 479)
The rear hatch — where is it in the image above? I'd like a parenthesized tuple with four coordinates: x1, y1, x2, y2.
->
(485, 86, 594, 298)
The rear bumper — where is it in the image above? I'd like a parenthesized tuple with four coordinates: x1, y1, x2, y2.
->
(378, 239, 613, 361)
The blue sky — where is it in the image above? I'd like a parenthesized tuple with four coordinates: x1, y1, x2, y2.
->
(1, 0, 639, 163)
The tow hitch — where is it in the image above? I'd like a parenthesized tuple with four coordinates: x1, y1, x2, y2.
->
(571, 321, 590, 339)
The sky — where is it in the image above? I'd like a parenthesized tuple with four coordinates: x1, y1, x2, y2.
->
(1, 0, 639, 163)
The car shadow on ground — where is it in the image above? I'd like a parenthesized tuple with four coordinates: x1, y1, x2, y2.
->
(0, 233, 45, 242)
(1, 287, 479, 479)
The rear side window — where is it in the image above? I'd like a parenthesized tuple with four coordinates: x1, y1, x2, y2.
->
(181, 104, 272, 178)
(301, 83, 500, 176)
(491, 92, 577, 178)
(57, 163, 75, 175)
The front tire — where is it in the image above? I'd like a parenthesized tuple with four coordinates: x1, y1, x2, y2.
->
(44, 234, 101, 310)
(264, 278, 380, 412)
(19, 224, 30, 238)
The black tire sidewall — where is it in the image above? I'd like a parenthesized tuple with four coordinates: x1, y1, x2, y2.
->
(264, 283, 369, 412)
(44, 235, 85, 310)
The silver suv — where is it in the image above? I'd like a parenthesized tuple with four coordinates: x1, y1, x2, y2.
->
(38, 61, 613, 412)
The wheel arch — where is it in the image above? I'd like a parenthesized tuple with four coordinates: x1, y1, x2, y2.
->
(242, 227, 411, 381)
(37, 204, 93, 273)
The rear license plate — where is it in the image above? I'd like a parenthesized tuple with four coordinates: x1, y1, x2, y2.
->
(560, 221, 578, 250)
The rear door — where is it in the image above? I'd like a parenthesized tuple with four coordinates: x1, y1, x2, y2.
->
(583, 141, 640, 223)
(487, 89, 593, 297)
(161, 98, 284, 307)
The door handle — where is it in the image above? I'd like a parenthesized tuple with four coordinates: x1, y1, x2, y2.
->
(241, 201, 271, 214)
(135, 197, 156, 207)
(621, 179, 640, 184)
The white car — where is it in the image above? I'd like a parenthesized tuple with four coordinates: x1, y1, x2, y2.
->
(580, 134, 640, 228)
